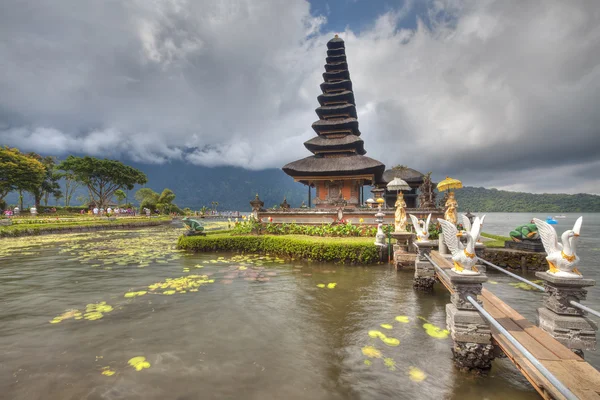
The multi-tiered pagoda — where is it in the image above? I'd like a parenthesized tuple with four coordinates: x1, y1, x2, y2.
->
(282, 35, 385, 208)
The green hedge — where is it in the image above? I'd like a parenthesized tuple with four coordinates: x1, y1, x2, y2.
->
(0, 218, 172, 237)
(177, 233, 380, 264)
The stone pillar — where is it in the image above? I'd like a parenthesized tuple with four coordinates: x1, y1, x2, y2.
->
(446, 270, 495, 372)
(536, 272, 597, 356)
(413, 241, 436, 291)
(438, 234, 448, 255)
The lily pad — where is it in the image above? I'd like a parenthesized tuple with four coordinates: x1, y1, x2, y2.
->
(381, 337, 400, 347)
(380, 323, 393, 330)
(423, 323, 449, 339)
(327, 283, 337, 289)
(361, 345, 382, 358)
(368, 330, 385, 339)
(128, 356, 151, 371)
(408, 366, 427, 382)
(395, 316, 409, 323)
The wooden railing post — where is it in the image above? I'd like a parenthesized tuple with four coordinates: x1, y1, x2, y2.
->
(536, 272, 597, 357)
(446, 270, 495, 372)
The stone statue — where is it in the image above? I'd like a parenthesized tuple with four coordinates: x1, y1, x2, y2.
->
(409, 213, 431, 241)
(280, 197, 291, 211)
(374, 223, 386, 247)
(439, 218, 482, 275)
(418, 172, 436, 209)
(182, 217, 206, 236)
(444, 192, 458, 225)
(394, 192, 407, 232)
(533, 216, 583, 278)
(510, 223, 539, 242)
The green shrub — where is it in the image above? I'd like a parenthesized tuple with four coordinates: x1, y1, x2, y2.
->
(177, 233, 380, 264)
(231, 220, 392, 238)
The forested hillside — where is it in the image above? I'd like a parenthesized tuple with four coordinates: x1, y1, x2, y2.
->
(454, 187, 600, 212)
(5, 160, 599, 212)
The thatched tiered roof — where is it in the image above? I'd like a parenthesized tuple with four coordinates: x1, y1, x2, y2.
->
(282, 35, 385, 184)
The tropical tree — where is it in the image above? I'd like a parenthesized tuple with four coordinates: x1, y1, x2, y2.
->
(200, 206, 209, 216)
(27, 155, 62, 208)
(135, 188, 159, 212)
(0, 146, 46, 205)
(58, 170, 81, 207)
(58, 156, 147, 208)
(114, 189, 127, 206)
(156, 188, 176, 214)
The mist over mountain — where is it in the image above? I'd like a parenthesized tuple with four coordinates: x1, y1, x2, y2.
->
(4, 161, 599, 212)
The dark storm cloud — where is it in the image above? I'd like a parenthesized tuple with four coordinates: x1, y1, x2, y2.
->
(0, 0, 598, 193)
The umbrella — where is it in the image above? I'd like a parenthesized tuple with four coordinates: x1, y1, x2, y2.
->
(437, 176, 462, 192)
(387, 178, 410, 192)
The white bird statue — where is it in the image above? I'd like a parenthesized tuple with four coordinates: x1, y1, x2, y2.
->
(409, 213, 432, 241)
(462, 214, 486, 243)
(533, 216, 583, 279)
(438, 217, 483, 275)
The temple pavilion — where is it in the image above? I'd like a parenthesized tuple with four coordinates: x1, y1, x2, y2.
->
(282, 35, 385, 208)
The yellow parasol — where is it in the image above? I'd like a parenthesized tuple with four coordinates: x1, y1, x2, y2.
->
(437, 177, 463, 192)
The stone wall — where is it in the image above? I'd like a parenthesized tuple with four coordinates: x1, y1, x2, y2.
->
(482, 248, 547, 272)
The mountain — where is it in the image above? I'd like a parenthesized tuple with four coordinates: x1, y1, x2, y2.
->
(454, 186, 600, 213)
(4, 160, 600, 212)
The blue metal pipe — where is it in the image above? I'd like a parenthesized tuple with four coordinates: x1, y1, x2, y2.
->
(466, 295, 578, 400)
(479, 258, 545, 292)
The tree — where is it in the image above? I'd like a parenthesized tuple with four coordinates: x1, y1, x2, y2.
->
(135, 188, 159, 211)
(0, 146, 46, 205)
(58, 170, 80, 207)
(156, 188, 177, 214)
(27, 155, 62, 208)
(58, 156, 147, 208)
(114, 189, 127, 206)
(200, 206, 209, 216)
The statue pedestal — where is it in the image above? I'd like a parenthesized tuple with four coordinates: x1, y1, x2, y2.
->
(391, 231, 414, 252)
(536, 272, 597, 355)
(445, 270, 495, 372)
(413, 241, 436, 289)
(184, 231, 206, 237)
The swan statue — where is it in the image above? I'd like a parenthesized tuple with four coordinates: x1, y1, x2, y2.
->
(462, 214, 486, 243)
(533, 216, 583, 279)
(438, 217, 483, 275)
(409, 213, 432, 242)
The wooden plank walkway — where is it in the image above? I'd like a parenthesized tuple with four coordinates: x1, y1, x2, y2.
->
(430, 250, 600, 400)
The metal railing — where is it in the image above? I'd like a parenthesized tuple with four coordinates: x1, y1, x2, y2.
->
(478, 259, 545, 291)
(423, 254, 450, 281)
(570, 301, 600, 319)
(466, 296, 578, 400)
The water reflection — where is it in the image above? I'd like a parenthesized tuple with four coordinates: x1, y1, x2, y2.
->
(0, 227, 541, 399)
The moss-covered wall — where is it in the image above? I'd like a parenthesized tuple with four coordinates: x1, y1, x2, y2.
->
(482, 248, 547, 272)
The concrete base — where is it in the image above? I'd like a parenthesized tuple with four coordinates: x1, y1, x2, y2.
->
(391, 232, 415, 252)
(394, 250, 416, 270)
(414, 260, 436, 291)
(447, 270, 488, 310)
(536, 271, 595, 316)
(538, 307, 597, 351)
(451, 342, 495, 373)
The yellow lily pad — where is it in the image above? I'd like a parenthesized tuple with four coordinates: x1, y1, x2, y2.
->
(380, 323, 393, 330)
(327, 283, 337, 289)
(408, 366, 427, 382)
(128, 356, 151, 371)
(384, 357, 396, 371)
(368, 330, 385, 339)
(395, 316, 409, 323)
(423, 323, 449, 339)
(101, 368, 116, 376)
(361, 346, 382, 358)
(364, 359, 372, 366)
(163, 290, 176, 295)
(124, 291, 147, 298)
(316, 284, 326, 288)
(381, 337, 400, 347)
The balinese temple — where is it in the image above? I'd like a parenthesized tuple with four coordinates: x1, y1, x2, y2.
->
(282, 35, 385, 208)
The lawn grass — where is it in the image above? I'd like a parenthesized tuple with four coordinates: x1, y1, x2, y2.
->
(481, 232, 510, 248)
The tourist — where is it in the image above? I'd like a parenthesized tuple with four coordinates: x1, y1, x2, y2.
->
(93, 207, 98, 216)
(107, 207, 112, 215)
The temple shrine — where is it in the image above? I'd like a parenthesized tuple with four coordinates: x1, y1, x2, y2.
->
(282, 35, 385, 208)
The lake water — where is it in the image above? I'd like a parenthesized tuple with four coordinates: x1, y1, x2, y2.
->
(0, 213, 598, 399)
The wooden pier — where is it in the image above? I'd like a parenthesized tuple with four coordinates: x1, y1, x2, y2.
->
(430, 251, 600, 399)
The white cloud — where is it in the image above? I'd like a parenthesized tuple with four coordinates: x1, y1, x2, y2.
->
(0, 0, 598, 193)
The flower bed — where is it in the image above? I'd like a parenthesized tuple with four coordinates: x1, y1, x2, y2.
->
(177, 232, 380, 264)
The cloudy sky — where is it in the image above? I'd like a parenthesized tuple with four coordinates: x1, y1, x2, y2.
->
(1, 0, 599, 194)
